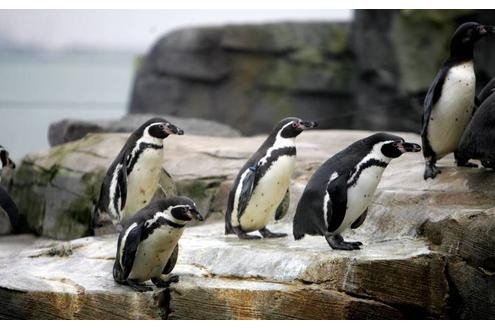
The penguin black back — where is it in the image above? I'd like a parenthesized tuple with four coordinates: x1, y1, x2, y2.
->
(458, 79, 495, 167)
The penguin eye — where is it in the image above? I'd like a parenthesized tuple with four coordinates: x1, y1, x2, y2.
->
(159, 124, 165, 129)
(291, 122, 298, 128)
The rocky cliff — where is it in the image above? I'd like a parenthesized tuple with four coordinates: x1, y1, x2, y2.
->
(129, 10, 495, 135)
(1, 130, 494, 318)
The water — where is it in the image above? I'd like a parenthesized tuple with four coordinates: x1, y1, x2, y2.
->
(0, 51, 136, 160)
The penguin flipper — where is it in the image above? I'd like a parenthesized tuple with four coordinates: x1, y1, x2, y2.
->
(120, 222, 144, 280)
(326, 173, 348, 232)
(275, 189, 290, 221)
(236, 166, 257, 218)
(162, 244, 179, 274)
(115, 163, 127, 214)
(421, 66, 448, 138)
(350, 209, 368, 230)
(0, 185, 21, 233)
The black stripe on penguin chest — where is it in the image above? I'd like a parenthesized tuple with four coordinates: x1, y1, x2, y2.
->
(252, 146, 296, 190)
(141, 217, 188, 241)
(127, 142, 163, 175)
(346, 159, 388, 188)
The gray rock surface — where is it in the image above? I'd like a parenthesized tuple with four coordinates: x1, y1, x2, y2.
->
(1, 130, 494, 318)
(129, 10, 495, 135)
(0, 134, 177, 239)
(129, 22, 354, 135)
(48, 114, 241, 147)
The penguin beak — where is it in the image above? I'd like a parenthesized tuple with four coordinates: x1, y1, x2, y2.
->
(299, 120, 318, 130)
(188, 208, 204, 222)
(164, 123, 184, 135)
(397, 141, 421, 153)
(479, 25, 495, 35)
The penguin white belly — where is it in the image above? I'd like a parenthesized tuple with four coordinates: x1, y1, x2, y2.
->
(123, 148, 163, 220)
(428, 62, 475, 158)
(334, 166, 385, 234)
(128, 226, 183, 282)
(239, 156, 295, 232)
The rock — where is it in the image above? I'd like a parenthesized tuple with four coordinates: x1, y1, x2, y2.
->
(48, 119, 104, 148)
(2, 134, 176, 239)
(48, 114, 241, 147)
(128, 11, 495, 135)
(129, 22, 355, 135)
(2, 129, 494, 318)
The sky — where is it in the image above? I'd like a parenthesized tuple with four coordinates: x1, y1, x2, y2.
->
(0, 10, 352, 52)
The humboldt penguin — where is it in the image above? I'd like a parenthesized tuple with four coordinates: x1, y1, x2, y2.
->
(113, 196, 203, 292)
(225, 117, 318, 239)
(93, 118, 183, 232)
(293, 133, 421, 250)
(421, 22, 495, 179)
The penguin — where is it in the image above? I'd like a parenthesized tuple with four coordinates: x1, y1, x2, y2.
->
(421, 22, 495, 180)
(0, 145, 21, 233)
(0, 145, 16, 171)
(457, 77, 495, 168)
(225, 117, 318, 239)
(293, 133, 421, 250)
(113, 196, 203, 292)
(93, 118, 184, 232)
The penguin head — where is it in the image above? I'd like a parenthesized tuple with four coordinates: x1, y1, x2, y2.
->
(276, 117, 319, 138)
(0, 146, 15, 169)
(368, 133, 421, 159)
(450, 22, 495, 57)
(167, 196, 204, 223)
(142, 118, 184, 140)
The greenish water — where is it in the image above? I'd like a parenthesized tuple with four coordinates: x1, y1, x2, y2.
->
(0, 51, 135, 159)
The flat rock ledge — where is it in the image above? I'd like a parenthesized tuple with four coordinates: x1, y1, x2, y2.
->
(1, 130, 494, 319)
(0, 227, 435, 319)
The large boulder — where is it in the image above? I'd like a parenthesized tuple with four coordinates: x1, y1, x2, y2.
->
(48, 114, 241, 147)
(0, 134, 177, 239)
(0, 130, 494, 318)
(129, 22, 354, 135)
(128, 10, 495, 135)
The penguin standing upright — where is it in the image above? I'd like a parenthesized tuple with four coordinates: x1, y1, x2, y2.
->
(293, 133, 421, 250)
(93, 118, 183, 232)
(225, 117, 318, 239)
(458, 77, 495, 168)
(0, 145, 20, 232)
(113, 196, 204, 292)
(421, 22, 495, 180)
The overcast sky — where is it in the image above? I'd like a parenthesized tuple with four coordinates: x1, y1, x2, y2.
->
(0, 10, 353, 52)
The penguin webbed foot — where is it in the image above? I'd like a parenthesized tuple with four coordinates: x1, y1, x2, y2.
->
(127, 279, 153, 292)
(233, 226, 261, 240)
(259, 228, 287, 239)
(424, 162, 441, 180)
(151, 274, 179, 288)
(325, 234, 361, 250)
